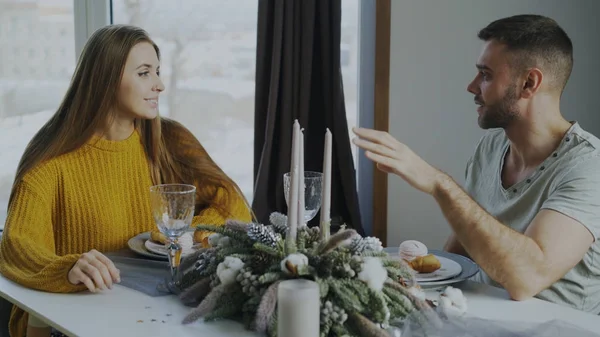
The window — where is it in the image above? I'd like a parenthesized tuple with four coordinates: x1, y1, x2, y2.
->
(0, 0, 369, 232)
(0, 0, 76, 228)
(112, 0, 258, 202)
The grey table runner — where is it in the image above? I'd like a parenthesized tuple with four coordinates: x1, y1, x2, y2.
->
(105, 250, 173, 297)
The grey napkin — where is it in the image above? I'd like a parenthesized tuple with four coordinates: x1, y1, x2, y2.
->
(105, 250, 172, 297)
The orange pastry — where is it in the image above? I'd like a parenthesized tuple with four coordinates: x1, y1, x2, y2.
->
(409, 254, 441, 273)
(150, 231, 168, 244)
(194, 230, 206, 245)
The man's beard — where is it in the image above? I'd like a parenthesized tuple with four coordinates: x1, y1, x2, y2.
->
(477, 84, 520, 129)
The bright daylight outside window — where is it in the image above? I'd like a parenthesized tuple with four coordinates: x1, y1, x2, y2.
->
(0, 0, 76, 229)
(0, 0, 358, 229)
(112, 0, 359, 203)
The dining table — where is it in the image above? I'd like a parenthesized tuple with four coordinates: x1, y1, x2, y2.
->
(0, 270, 598, 337)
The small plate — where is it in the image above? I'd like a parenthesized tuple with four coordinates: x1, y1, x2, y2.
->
(384, 248, 480, 288)
(414, 256, 462, 282)
(143, 236, 197, 257)
(386, 251, 462, 282)
(127, 232, 167, 260)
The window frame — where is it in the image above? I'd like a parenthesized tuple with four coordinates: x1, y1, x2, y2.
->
(73, 0, 111, 59)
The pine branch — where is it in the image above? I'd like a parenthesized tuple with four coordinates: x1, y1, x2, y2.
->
(319, 229, 358, 254)
(315, 277, 330, 298)
(204, 300, 243, 322)
(217, 246, 251, 260)
(360, 251, 387, 258)
(224, 219, 251, 232)
(179, 277, 211, 307)
(258, 272, 281, 285)
(381, 289, 411, 319)
(347, 312, 390, 337)
(297, 229, 308, 251)
(384, 281, 443, 330)
(328, 279, 366, 313)
(331, 323, 352, 337)
(195, 224, 254, 244)
(182, 283, 233, 324)
(180, 248, 208, 271)
(253, 280, 281, 333)
(253, 242, 283, 258)
(267, 311, 278, 337)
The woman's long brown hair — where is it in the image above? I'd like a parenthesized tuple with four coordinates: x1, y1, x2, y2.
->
(9, 24, 250, 219)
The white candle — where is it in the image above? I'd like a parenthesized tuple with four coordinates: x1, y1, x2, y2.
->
(298, 128, 305, 227)
(320, 129, 332, 240)
(277, 279, 320, 337)
(287, 120, 300, 249)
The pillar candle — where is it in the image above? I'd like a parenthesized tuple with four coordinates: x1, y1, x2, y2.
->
(277, 279, 320, 337)
(286, 120, 301, 248)
(298, 128, 305, 227)
(320, 128, 332, 240)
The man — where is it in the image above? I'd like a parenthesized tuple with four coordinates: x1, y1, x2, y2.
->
(352, 14, 600, 314)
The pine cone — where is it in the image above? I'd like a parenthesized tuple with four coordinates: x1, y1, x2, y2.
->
(236, 266, 260, 296)
(321, 301, 348, 326)
(249, 252, 273, 273)
(269, 212, 288, 234)
(362, 237, 383, 252)
(349, 237, 383, 255)
(247, 223, 281, 247)
(310, 254, 333, 277)
(349, 237, 367, 255)
(194, 249, 219, 275)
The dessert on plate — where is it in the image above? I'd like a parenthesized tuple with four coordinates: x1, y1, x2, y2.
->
(149, 231, 195, 252)
(399, 240, 441, 273)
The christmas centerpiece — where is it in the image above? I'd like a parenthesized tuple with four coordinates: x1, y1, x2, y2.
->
(176, 121, 444, 336)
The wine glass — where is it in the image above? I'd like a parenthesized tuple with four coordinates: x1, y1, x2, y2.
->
(283, 171, 323, 224)
(149, 184, 196, 293)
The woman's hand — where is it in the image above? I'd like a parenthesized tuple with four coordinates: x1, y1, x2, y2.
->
(67, 249, 121, 292)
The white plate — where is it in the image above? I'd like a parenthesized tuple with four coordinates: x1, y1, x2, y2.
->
(384, 248, 480, 288)
(386, 251, 462, 282)
(413, 255, 462, 282)
(144, 238, 197, 257)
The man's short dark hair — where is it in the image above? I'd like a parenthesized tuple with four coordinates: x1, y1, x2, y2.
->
(478, 14, 573, 93)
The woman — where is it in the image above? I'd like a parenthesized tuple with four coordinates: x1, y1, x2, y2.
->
(0, 25, 252, 337)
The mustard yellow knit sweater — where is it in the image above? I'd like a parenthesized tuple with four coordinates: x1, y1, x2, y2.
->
(0, 131, 251, 336)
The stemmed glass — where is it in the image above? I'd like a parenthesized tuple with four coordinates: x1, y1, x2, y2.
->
(283, 171, 323, 224)
(150, 184, 196, 293)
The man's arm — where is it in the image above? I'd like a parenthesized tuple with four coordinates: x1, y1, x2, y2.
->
(433, 174, 594, 300)
(443, 234, 470, 259)
(351, 127, 597, 301)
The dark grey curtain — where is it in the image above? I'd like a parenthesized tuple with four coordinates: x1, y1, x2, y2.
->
(252, 0, 364, 235)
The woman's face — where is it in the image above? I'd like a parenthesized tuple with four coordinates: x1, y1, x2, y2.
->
(116, 42, 165, 120)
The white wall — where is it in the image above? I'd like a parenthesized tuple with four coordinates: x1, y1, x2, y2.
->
(387, 0, 600, 249)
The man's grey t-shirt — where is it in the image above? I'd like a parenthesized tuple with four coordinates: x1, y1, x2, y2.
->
(464, 122, 600, 314)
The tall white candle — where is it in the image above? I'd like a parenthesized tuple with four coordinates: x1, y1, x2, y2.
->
(277, 279, 320, 337)
(320, 128, 332, 240)
(287, 120, 301, 249)
(298, 128, 305, 227)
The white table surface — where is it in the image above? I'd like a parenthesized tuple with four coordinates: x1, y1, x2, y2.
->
(0, 275, 598, 337)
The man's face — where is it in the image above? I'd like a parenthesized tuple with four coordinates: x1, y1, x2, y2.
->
(467, 40, 522, 129)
